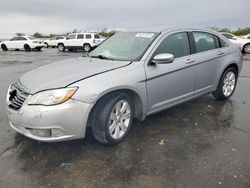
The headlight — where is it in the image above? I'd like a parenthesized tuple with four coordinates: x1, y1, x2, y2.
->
(27, 87, 78, 106)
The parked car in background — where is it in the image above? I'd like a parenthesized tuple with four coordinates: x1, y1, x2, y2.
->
(242, 34, 250, 39)
(0, 36, 44, 51)
(57, 33, 105, 52)
(221, 32, 250, 53)
(6, 28, 242, 145)
(44, 36, 66, 48)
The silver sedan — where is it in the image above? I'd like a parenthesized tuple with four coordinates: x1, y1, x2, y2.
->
(6, 28, 243, 145)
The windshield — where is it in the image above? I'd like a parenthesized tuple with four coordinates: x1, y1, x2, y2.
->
(89, 32, 158, 61)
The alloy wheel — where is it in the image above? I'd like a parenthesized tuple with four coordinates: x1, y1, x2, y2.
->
(109, 100, 131, 139)
(222, 71, 236, 96)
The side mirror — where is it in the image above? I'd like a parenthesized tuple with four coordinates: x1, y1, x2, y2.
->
(232, 36, 238, 40)
(152, 53, 174, 64)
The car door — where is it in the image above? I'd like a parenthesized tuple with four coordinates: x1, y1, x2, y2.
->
(7, 37, 18, 49)
(17, 37, 28, 49)
(85, 34, 92, 46)
(76, 34, 84, 48)
(65, 34, 76, 47)
(145, 32, 196, 114)
(190, 31, 227, 96)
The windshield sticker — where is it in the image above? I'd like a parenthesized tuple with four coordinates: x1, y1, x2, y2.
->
(135, 33, 154, 38)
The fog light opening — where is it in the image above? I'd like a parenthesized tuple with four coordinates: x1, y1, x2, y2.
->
(51, 129, 64, 137)
(30, 129, 52, 137)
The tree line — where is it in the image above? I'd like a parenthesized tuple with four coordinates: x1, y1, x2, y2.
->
(15, 28, 117, 38)
(208, 26, 250, 36)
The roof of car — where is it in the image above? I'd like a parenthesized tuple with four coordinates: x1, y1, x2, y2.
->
(118, 27, 221, 35)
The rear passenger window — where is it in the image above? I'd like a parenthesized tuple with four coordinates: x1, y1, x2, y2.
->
(77, 34, 84, 39)
(86, 34, 91, 39)
(18, 37, 27, 41)
(153, 32, 190, 58)
(94, 34, 100, 39)
(193, 32, 218, 52)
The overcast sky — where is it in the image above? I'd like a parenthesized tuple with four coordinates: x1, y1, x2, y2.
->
(0, 0, 249, 38)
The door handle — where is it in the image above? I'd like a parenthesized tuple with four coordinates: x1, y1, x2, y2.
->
(217, 51, 224, 55)
(185, 59, 195, 64)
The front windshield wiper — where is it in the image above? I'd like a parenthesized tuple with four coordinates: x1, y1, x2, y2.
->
(90, 55, 114, 61)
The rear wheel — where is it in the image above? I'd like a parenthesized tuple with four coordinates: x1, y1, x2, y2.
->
(91, 93, 133, 145)
(212, 67, 238, 100)
(1, 44, 8, 51)
(243, 43, 250, 53)
(58, 43, 65, 52)
(83, 44, 91, 52)
(24, 44, 31, 51)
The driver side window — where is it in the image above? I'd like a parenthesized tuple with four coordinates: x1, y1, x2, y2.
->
(67, 34, 76, 40)
(153, 32, 190, 58)
(10, 37, 18, 41)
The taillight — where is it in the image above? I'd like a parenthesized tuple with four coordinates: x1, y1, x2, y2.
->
(93, 39, 96, 44)
(32, 41, 38, 43)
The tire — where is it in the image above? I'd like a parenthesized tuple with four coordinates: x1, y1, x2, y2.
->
(1, 44, 8, 51)
(212, 67, 238, 100)
(58, 43, 65, 52)
(243, 43, 250, 53)
(83, 44, 91, 52)
(24, 44, 31, 51)
(44, 43, 49, 48)
(91, 93, 134, 145)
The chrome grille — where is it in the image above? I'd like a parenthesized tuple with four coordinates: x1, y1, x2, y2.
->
(8, 82, 29, 110)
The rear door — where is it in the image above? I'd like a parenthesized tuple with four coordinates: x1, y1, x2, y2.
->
(17, 37, 28, 49)
(190, 31, 228, 96)
(85, 34, 92, 46)
(145, 32, 196, 114)
(76, 34, 84, 47)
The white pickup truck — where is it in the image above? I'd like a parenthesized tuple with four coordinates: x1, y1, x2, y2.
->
(57, 33, 105, 52)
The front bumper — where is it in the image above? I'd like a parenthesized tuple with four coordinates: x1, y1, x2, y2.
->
(6, 98, 93, 142)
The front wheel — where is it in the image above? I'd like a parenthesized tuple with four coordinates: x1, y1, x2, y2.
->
(91, 93, 133, 145)
(58, 43, 65, 52)
(212, 67, 238, 100)
(1, 44, 8, 51)
(44, 43, 49, 48)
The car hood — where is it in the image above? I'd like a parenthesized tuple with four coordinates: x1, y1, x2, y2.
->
(19, 57, 131, 94)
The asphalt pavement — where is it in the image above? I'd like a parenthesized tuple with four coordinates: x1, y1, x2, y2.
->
(0, 48, 249, 188)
